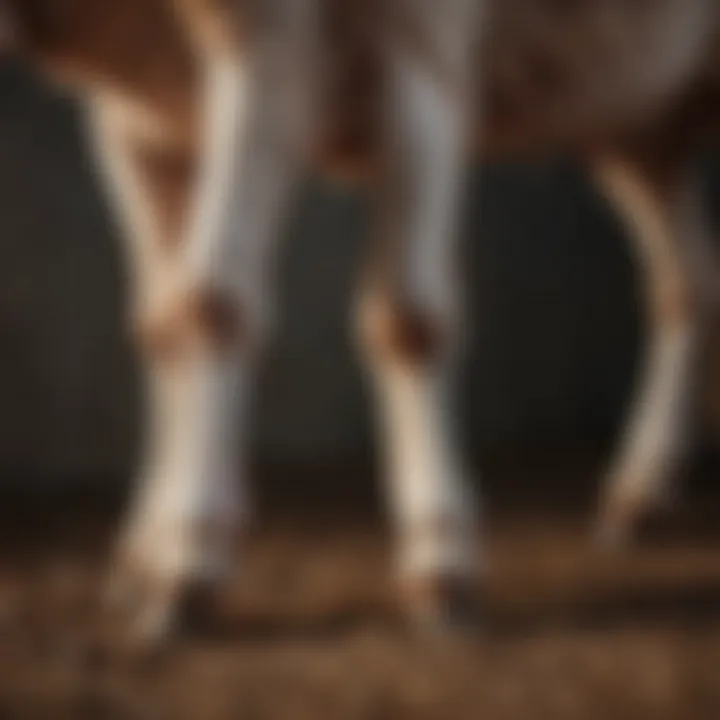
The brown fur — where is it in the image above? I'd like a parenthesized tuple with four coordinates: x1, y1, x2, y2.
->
(6, 0, 715, 360)
(362, 298, 445, 365)
(126, 138, 196, 245)
(5, 0, 198, 145)
(5, 0, 718, 172)
(136, 287, 246, 361)
(3, 0, 716, 630)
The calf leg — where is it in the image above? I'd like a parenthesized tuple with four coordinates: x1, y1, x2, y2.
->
(88, 3, 314, 641)
(356, 0, 482, 630)
(594, 151, 713, 545)
(86, 101, 250, 640)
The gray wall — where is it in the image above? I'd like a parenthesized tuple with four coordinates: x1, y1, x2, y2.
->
(0, 66, 650, 486)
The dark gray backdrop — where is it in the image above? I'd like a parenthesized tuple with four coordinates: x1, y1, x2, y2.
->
(0, 65, 672, 489)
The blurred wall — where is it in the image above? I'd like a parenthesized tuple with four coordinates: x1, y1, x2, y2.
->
(0, 66, 657, 487)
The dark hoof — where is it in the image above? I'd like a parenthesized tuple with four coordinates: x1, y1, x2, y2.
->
(401, 573, 481, 638)
(595, 491, 653, 553)
(100, 559, 223, 659)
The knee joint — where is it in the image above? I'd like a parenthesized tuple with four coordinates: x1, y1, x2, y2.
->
(136, 286, 248, 362)
(358, 294, 447, 366)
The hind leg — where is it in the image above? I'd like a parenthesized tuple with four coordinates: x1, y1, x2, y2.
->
(593, 150, 714, 545)
(356, 0, 482, 630)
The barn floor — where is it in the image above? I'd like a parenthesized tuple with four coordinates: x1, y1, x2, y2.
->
(1, 463, 720, 719)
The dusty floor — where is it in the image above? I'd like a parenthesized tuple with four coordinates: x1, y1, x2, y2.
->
(1, 480, 720, 719)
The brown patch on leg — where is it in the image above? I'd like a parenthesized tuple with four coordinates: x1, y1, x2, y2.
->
(136, 286, 246, 362)
(361, 297, 445, 366)
(130, 142, 196, 248)
(187, 287, 246, 351)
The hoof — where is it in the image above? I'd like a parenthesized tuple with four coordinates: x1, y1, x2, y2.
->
(101, 554, 223, 656)
(400, 573, 481, 637)
(594, 500, 637, 553)
(596, 468, 678, 552)
(595, 481, 675, 553)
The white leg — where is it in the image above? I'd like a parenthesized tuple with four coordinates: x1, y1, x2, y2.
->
(594, 154, 711, 545)
(357, 0, 481, 628)
(85, 101, 242, 616)
(85, 99, 244, 639)
(87, 2, 315, 641)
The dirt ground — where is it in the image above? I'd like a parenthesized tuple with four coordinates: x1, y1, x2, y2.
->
(1, 471, 720, 719)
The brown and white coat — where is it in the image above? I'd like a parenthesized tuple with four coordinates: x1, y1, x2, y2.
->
(1, 0, 719, 640)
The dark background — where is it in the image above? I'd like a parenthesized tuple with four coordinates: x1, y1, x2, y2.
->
(1, 63, 709, 494)
(4, 62, 720, 720)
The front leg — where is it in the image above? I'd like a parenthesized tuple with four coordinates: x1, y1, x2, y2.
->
(357, 0, 482, 631)
(86, 101, 252, 642)
(94, 1, 315, 644)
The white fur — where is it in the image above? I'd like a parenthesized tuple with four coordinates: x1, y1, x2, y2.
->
(101, 1, 316, 602)
(87, 90, 247, 587)
(595, 158, 705, 537)
(73, 0, 718, 631)
(184, 57, 250, 287)
(85, 97, 170, 308)
(124, 355, 248, 580)
(360, 1, 481, 578)
(372, 362, 476, 575)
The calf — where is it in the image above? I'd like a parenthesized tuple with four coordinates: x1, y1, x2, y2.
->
(1, 0, 719, 642)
